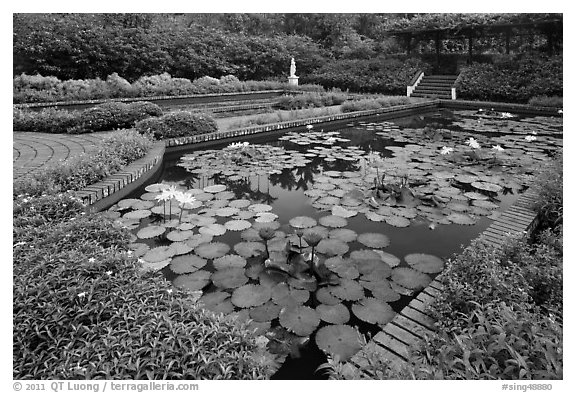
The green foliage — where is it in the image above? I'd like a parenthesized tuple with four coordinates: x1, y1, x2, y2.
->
(341, 96, 415, 112)
(225, 106, 342, 130)
(13, 107, 79, 133)
(528, 96, 563, 108)
(455, 56, 563, 103)
(135, 111, 217, 140)
(305, 56, 431, 94)
(13, 130, 152, 196)
(275, 91, 347, 110)
(533, 153, 562, 230)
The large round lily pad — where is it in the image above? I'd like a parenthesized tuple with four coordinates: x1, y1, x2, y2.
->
(203, 184, 227, 193)
(316, 303, 350, 324)
(391, 267, 432, 290)
(213, 254, 247, 270)
(142, 246, 175, 263)
(316, 287, 340, 305)
(357, 233, 390, 248)
(199, 223, 227, 236)
(328, 228, 358, 243)
(137, 225, 166, 239)
(351, 297, 396, 325)
(319, 215, 348, 228)
(249, 302, 281, 322)
(289, 216, 317, 229)
(332, 205, 357, 218)
(360, 280, 401, 302)
(279, 306, 320, 336)
(405, 253, 444, 274)
(471, 181, 503, 193)
(234, 241, 266, 258)
(211, 267, 248, 289)
(169, 254, 207, 274)
(330, 279, 365, 301)
(316, 239, 349, 256)
(272, 283, 310, 307)
(224, 219, 252, 231)
(373, 250, 401, 268)
(123, 209, 151, 220)
(249, 203, 273, 213)
(166, 230, 194, 242)
(315, 325, 362, 362)
(169, 241, 193, 256)
(173, 270, 211, 291)
(231, 284, 272, 308)
(194, 242, 230, 259)
(198, 292, 234, 314)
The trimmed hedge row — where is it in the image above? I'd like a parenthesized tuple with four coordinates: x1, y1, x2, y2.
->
(455, 55, 563, 103)
(135, 111, 218, 140)
(274, 91, 347, 110)
(341, 96, 414, 112)
(13, 72, 324, 104)
(14, 101, 163, 134)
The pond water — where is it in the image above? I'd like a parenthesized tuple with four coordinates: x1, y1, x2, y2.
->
(107, 108, 562, 379)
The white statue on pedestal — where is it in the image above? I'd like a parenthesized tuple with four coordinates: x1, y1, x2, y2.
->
(290, 58, 296, 77)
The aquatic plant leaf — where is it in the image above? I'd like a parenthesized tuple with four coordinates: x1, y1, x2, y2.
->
(319, 215, 348, 228)
(168, 241, 193, 256)
(464, 191, 489, 200)
(471, 181, 503, 193)
(173, 270, 211, 291)
(373, 250, 401, 268)
(316, 303, 350, 325)
(123, 209, 151, 220)
(316, 239, 349, 256)
(194, 242, 230, 259)
(240, 228, 262, 242)
(330, 279, 365, 301)
(446, 213, 477, 225)
(139, 258, 171, 273)
(142, 246, 175, 263)
(213, 254, 247, 270)
(472, 200, 499, 210)
(289, 216, 317, 229)
(390, 281, 415, 297)
(332, 205, 357, 218)
(136, 225, 166, 239)
(249, 203, 273, 213)
(145, 183, 169, 193)
(214, 191, 235, 200)
(454, 174, 479, 184)
(203, 184, 227, 193)
(169, 254, 207, 274)
(351, 297, 395, 325)
(224, 219, 252, 231)
(350, 249, 380, 261)
(328, 228, 358, 243)
(117, 198, 141, 210)
(166, 230, 194, 242)
(228, 199, 252, 209)
(405, 253, 444, 274)
(198, 223, 227, 236)
(279, 306, 320, 336)
(391, 267, 432, 290)
(324, 257, 360, 279)
(359, 262, 392, 281)
(385, 215, 411, 227)
(316, 287, 340, 305)
(315, 325, 362, 362)
(357, 233, 390, 248)
(128, 242, 149, 258)
(215, 207, 239, 217)
(234, 241, 266, 258)
(271, 283, 310, 307)
(255, 212, 279, 223)
(249, 302, 281, 322)
(360, 280, 401, 302)
(252, 221, 281, 231)
(199, 292, 233, 314)
(185, 234, 213, 248)
(365, 211, 386, 222)
(231, 284, 272, 308)
(211, 267, 249, 289)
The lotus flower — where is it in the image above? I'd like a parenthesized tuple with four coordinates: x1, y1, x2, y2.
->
(492, 145, 505, 151)
(440, 146, 454, 155)
(465, 137, 481, 149)
(525, 135, 537, 142)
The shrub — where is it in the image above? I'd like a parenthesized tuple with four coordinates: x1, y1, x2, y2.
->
(528, 96, 563, 108)
(106, 72, 136, 98)
(13, 107, 79, 133)
(135, 111, 217, 140)
(225, 106, 342, 130)
(275, 92, 347, 110)
(533, 153, 562, 230)
(13, 130, 152, 196)
(341, 96, 414, 112)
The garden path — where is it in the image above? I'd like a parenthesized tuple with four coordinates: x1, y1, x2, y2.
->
(12, 132, 114, 181)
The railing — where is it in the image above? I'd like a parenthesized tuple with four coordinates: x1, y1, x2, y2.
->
(406, 70, 424, 97)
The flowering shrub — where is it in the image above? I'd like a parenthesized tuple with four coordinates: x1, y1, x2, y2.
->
(135, 111, 217, 140)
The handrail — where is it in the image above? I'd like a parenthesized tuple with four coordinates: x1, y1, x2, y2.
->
(408, 69, 424, 86)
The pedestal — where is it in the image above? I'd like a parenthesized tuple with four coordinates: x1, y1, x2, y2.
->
(288, 76, 299, 86)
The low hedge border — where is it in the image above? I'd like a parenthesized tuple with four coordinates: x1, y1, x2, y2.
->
(440, 99, 563, 116)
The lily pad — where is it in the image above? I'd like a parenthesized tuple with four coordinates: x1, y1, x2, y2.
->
(357, 233, 390, 248)
(319, 215, 348, 228)
(472, 200, 499, 210)
(373, 250, 401, 267)
(316, 239, 349, 256)
(391, 267, 432, 290)
(203, 184, 227, 193)
(360, 280, 401, 302)
(405, 253, 444, 274)
(249, 203, 273, 213)
(213, 254, 247, 270)
(231, 284, 272, 308)
(199, 223, 227, 236)
(279, 306, 321, 336)
(330, 279, 365, 301)
(446, 213, 477, 225)
(351, 297, 395, 325)
(234, 241, 266, 258)
(194, 242, 230, 259)
(166, 230, 194, 242)
(271, 283, 310, 307)
(315, 325, 362, 362)
(145, 183, 168, 192)
(215, 207, 239, 217)
(471, 181, 503, 193)
(123, 209, 151, 220)
(328, 228, 358, 243)
(316, 287, 340, 305)
(142, 246, 175, 263)
(240, 228, 262, 242)
(198, 292, 234, 314)
(117, 198, 140, 209)
(332, 205, 358, 218)
(224, 219, 252, 231)
(185, 234, 213, 248)
(316, 303, 350, 325)
(385, 215, 411, 228)
(211, 267, 249, 289)
(169, 254, 207, 274)
(228, 199, 252, 209)
(249, 302, 281, 322)
(289, 216, 317, 229)
(173, 270, 212, 291)
(255, 212, 279, 223)
(137, 225, 166, 239)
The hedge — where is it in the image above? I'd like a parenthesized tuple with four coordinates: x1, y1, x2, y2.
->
(135, 111, 218, 140)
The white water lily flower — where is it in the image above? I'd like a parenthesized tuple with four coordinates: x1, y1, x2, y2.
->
(88, 257, 96, 263)
(77, 292, 86, 298)
(492, 145, 505, 151)
(525, 135, 537, 142)
(155, 185, 178, 202)
(440, 146, 454, 155)
(166, 289, 173, 294)
(106, 271, 113, 276)
(465, 137, 481, 149)
(175, 191, 197, 207)
(501, 112, 514, 118)
(306, 124, 313, 130)
(558, 109, 563, 114)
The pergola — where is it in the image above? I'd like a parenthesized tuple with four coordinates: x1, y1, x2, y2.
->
(384, 15, 562, 73)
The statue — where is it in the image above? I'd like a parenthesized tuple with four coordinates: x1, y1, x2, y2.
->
(290, 58, 296, 77)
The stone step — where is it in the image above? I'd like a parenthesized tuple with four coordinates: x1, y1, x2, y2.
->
(413, 87, 452, 94)
(411, 93, 452, 99)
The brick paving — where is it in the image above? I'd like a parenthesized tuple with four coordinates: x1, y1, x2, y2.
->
(12, 132, 113, 181)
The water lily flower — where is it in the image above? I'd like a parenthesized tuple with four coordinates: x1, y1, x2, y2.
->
(558, 109, 563, 114)
(465, 137, 481, 149)
(175, 191, 196, 206)
(525, 135, 537, 142)
(166, 289, 173, 294)
(501, 112, 514, 118)
(531, 131, 538, 135)
(478, 108, 484, 112)
(126, 250, 133, 256)
(77, 292, 86, 299)
(492, 145, 505, 151)
(88, 257, 96, 263)
(105, 271, 113, 276)
(306, 124, 313, 130)
(440, 146, 454, 155)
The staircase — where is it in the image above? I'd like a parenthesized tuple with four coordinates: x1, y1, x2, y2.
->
(410, 75, 458, 99)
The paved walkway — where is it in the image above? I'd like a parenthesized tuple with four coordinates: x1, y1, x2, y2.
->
(13, 132, 113, 181)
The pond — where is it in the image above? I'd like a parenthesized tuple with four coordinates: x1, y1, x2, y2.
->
(105, 108, 562, 379)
